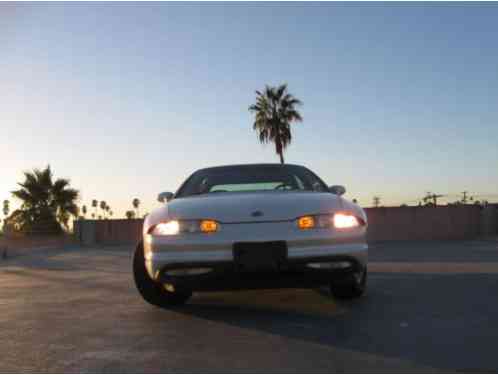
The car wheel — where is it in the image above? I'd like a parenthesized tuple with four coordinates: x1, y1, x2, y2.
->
(330, 267, 367, 300)
(133, 241, 192, 308)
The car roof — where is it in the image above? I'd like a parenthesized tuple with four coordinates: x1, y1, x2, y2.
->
(196, 163, 308, 173)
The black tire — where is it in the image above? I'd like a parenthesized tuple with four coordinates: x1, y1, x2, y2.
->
(330, 268, 367, 300)
(133, 241, 192, 308)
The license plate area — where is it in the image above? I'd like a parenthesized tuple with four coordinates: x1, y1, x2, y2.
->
(233, 241, 287, 271)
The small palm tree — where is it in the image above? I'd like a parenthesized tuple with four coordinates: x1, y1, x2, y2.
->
(249, 83, 303, 164)
(81, 205, 87, 218)
(125, 210, 135, 219)
(132, 198, 140, 218)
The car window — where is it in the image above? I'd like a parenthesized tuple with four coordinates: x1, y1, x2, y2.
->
(175, 165, 329, 198)
(210, 182, 283, 192)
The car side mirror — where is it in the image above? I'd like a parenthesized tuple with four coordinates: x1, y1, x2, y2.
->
(157, 192, 174, 203)
(329, 185, 346, 196)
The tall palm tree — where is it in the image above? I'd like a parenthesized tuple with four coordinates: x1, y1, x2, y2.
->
(132, 198, 140, 218)
(2, 200, 9, 218)
(91, 200, 98, 218)
(10, 166, 79, 233)
(372, 196, 381, 208)
(99, 201, 107, 219)
(249, 83, 303, 164)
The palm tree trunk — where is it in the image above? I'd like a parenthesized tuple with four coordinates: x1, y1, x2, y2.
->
(279, 152, 284, 164)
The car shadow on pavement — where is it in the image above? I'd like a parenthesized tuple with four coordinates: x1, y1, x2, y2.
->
(174, 272, 498, 372)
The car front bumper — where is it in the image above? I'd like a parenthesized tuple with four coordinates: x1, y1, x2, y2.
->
(143, 221, 367, 291)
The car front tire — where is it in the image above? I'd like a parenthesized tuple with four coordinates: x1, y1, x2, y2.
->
(330, 268, 367, 300)
(133, 241, 192, 308)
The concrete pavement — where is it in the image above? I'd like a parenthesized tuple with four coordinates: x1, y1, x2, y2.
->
(1, 240, 497, 372)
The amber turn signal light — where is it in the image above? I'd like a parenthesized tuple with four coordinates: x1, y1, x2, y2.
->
(298, 216, 315, 230)
(200, 220, 219, 233)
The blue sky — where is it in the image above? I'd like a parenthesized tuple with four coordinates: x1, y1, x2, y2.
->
(2, 3, 497, 217)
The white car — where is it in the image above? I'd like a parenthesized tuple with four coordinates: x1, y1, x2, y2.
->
(133, 164, 368, 307)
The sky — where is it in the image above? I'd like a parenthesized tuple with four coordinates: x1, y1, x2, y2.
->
(1, 3, 498, 218)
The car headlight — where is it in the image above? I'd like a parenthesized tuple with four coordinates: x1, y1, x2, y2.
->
(333, 213, 360, 229)
(149, 219, 219, 236)
(297, 213, 363, 230)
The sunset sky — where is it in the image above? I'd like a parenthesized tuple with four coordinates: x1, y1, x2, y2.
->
(2, 3, 498, 218)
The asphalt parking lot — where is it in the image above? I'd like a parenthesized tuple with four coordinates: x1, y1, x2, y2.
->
(1, 240, 498, 373)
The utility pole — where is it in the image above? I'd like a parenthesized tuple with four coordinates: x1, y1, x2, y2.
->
(460, 191, 473, 204)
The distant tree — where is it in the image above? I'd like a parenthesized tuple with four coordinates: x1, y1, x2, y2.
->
(91, 213, 95, 219)
(132, 198, 140, 218)
(3, 200, 10, 218)
(249, 83, 303, 164)
(81, 205, 87, 218)
(92, 199, 98, 217)
(10, 166, 79, 233)
(372, 196, 381, 208)
(104, 204, 110, 219)
(125, 210, 135, 219)
(109, 210, 113, 218)
(99, 201, 106, 219)
(423, 192, 443, 206)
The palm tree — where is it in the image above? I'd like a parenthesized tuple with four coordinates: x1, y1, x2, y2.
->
(91, 199, 98, 217)
(373, 196, 381, 208)
(81, 205, 87, 218)
(125, 210, 135, 219)
(249, 83, 303, 164)
(10, 166, 79, 233)
(99, 201, 106, 219)
(132, 198, 140, 218)
(2, 200, 9, 218)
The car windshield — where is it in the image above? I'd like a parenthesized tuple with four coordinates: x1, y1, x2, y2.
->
(175, 165, 329, 198)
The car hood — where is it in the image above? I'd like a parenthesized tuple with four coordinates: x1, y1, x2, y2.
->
(167, 191, 344, 223)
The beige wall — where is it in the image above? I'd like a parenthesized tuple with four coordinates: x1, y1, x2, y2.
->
(75, 205, 492, 246)
(365, 206, 481, 242)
